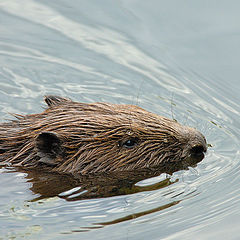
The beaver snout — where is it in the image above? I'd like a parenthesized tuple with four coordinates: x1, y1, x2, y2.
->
(181, 128, 207, 163)
(190, 144, 206, 158)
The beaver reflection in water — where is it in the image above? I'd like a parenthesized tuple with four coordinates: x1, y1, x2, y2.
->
(0, 96, 207, 175)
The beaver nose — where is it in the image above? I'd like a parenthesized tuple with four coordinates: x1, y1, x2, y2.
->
(190, 144, 207, 158)
(188, 129, 207, 159)
(181, 126, 207, 161)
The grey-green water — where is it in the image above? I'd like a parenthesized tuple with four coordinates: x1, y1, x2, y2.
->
(0, 1, 240, 239)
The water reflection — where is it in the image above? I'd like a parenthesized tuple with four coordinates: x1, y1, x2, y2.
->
(95, 200, 180, 226)
(21, 169, 175, 202)
(12, 167, 184, 231)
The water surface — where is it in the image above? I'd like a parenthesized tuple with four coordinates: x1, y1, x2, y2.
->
(0, 1, 240, 239)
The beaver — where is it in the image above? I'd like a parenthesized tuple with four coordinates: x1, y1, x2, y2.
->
(0, 95, 207, 175)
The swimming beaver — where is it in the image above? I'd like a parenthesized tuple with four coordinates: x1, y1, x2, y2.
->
(0, 96, 207, 175)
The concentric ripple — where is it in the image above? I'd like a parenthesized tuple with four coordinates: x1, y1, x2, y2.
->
(0, 1, 240, 240)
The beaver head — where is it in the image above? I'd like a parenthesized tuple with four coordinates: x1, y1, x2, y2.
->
(0, 96, 207, 175)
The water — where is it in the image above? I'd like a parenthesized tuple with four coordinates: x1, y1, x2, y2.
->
(0, 0, 240, 239)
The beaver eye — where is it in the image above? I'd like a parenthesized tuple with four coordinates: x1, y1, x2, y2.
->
(122, 138, 138, 149)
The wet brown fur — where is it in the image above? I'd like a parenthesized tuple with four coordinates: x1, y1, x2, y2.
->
(0, 96, 207, 175)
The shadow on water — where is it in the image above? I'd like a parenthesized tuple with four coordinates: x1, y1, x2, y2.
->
(94, 201, 180, 227)
(1, 152, 204, 229)
(73, 200, 181, 232)
(19, 168, 176, 201)
(14, 166, 183, 229)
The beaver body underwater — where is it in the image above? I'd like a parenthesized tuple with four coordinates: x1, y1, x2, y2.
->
(0, 96, 207, 175)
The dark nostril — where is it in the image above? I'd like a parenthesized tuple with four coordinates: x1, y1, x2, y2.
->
(190, 145, 206, 157)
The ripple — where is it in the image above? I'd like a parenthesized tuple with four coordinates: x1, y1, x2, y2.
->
(0, 1, 240, 239)
(0, 0, 191, 94)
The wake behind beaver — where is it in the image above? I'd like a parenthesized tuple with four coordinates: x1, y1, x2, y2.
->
(0, 95, 207, 175)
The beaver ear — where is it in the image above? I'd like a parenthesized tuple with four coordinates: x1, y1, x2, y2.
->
(36, 132, 63, 165)
(44, 95, 72, 107)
